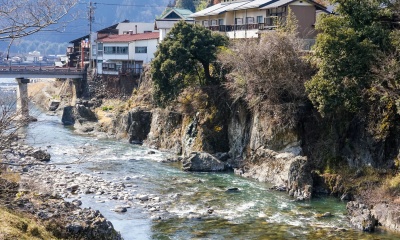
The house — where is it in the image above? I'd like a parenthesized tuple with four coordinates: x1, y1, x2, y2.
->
(25, 51, 41, 62)
(68, 20, 158, 69)
(95, 32, 159, 75)
(154, 8, 195, 41)
(68, 35, 90, 68)
(190, 0, 329, 39)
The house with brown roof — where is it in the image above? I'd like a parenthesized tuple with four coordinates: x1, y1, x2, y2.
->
(190, 0, 329, 39)
(95, 32, 159, 75)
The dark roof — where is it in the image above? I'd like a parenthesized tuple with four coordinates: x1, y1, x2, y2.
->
(69, 35, 89, 44)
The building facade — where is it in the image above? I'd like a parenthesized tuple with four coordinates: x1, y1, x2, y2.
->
(95, 32, 159, 75)
(190, 0, 328, 39)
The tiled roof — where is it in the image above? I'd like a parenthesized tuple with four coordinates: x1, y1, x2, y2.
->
(190, 0, 328, 17)
(97, 32, 159, 43)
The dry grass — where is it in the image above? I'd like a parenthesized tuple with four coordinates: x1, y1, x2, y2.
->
(0, 207, 58, 240)
(0, 171, 21, 183)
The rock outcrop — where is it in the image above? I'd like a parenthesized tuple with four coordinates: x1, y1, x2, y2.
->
(371, 203, 400, 231)
(144, 109, 183, 154)
(347, 201, 378, 232)
(240, 148, 312, 200)
(182, 152, 225, 172)
(117, 108, 152, 144)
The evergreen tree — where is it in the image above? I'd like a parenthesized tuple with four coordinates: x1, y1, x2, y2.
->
(151, 21, 228, 106)
(305, 0, 392, 115)
(175, 0, 195, 12)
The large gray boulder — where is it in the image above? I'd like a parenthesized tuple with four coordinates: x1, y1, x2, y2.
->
(62, 106, 75, 125)
(347, 201, 378, 232)
(182, 152, 225, 172)
(371, 203, 400, 231)
(120, 108, 152, 144)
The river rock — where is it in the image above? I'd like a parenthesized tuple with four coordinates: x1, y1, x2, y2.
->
(48, 100, 60, 111)
(113, 206, 127, 213)
(28, 149, 51, 161)
(182, 152, 225, 172)
(347, 201, 378, 232)
(371, 203, 400, 231)
(62, 106, 75, 125)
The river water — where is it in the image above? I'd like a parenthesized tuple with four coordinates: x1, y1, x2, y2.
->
(1, 79, 400, 239)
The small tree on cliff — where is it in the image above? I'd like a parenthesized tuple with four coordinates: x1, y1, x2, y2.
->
(305, 0, 393, 116)
(151, 21, 228, 106)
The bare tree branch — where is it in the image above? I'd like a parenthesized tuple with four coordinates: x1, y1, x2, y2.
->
(0, 0, 79, 40)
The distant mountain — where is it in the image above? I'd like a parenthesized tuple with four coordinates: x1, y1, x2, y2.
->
(0, 0, 169, 55)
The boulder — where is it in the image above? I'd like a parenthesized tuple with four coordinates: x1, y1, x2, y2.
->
(118, 108, 152, 144)
(28, 149, 51, 161)
(62, 106, 75, 125)
(182, 152, 225, 172)
(371, 203, 400, 232)
(347, 201, 378, 232)
(48, 100, 60, 111)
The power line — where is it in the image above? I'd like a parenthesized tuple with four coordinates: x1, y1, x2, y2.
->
(79, 1, 166, 8)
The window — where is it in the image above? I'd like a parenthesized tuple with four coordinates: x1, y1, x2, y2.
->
(219, 19, 224, 25)
(104, 46, 128, 54)
(257, 16, 263, 23)
(203, 20, 209, 27)
(235, 18, 243, 25)
(267, 6, 287, 17)
(135, 47, 147, 53)
(103, 63, 116, 70)
(211, 20, 218, 26)
(246, 17, 254, 24)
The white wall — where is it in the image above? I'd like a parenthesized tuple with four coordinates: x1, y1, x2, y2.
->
(117, 22, 157, 34)
(128, 39, 159, 63)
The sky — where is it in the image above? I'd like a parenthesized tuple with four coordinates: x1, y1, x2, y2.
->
(0, 0, 170, 54)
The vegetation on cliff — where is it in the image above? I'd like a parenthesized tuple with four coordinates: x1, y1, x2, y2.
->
(151, 21, 228, 106)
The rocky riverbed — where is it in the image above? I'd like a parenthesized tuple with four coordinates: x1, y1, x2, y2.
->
(1, 142, 124, 239)
(1, 142, 215, 230)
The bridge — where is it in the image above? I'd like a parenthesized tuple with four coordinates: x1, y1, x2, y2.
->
(0, 66, 85, 79)
(0, 66, 86, 122)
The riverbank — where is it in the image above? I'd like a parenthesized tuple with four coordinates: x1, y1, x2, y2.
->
(0, 142, 122, 239)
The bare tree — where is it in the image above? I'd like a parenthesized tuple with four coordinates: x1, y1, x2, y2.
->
(219, 32, 313, 110)
(0, 0, 79, 40)
(0, 0, 79, 56)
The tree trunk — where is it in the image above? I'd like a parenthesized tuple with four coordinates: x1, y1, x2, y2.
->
(201, 61, 213, 85)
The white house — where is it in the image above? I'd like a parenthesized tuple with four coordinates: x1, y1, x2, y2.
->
(95, 32, 159, 75)
(154, 8, 195, 41)
(190, 0, 329, 39)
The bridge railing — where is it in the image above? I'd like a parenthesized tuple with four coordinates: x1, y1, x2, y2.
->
(0, 66, 85, 74)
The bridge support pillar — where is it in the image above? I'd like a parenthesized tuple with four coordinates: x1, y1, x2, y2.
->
(15, 78, 35, 122)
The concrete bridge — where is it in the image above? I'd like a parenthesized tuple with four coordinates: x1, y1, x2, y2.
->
(0, 66, 85, 121)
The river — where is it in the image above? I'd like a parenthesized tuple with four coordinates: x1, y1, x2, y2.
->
(1, 79, 400, 239)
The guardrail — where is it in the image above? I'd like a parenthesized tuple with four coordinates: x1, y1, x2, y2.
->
(0, 66, 85, 79)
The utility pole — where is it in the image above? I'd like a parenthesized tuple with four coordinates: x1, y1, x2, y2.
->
(88, 1, 95, 68)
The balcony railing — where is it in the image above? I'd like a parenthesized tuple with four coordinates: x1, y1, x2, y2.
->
(207, 20, 277, 33)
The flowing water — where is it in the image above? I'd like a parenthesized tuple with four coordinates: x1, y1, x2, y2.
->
(1, 79, 400, 239)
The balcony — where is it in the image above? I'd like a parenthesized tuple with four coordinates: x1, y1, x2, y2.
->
(207, 21, 277, 33)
